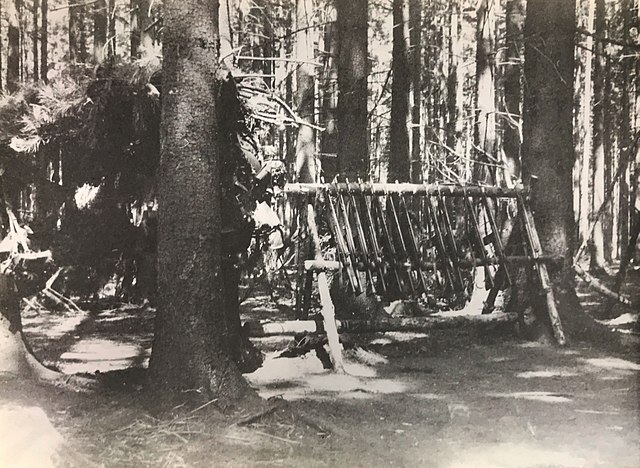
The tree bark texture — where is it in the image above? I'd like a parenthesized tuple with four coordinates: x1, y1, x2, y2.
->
(40, 0, 48, 81)
(409, 0, 422, 183)
(474, 0, 496, 183)
(336, 0, 368, 180)
(522, 0, 620, 347)
(94, 0, 107, 63)
(32, 0, 39, 80)
(502, 0, 524, 183)
(389, 0, 410, 183)
(294, 0, 317, 183)
(589, 0, 606, 271)
(69, 2, 88, 63)
(148, 0, 248, 405)
(7, 0, 21, 92)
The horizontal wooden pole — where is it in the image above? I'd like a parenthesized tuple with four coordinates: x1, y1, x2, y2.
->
(243, 312, 517, 337)
(282, 183, 527, 198)
(304, 259, 341, 271)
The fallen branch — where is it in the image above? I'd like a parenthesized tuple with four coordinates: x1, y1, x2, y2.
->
(573, 264, 637, 310)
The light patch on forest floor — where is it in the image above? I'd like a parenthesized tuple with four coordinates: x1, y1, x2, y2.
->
(581, 356, 640, 371)
(0, 404, 63, 468)
(446, 442, 587, 468)
(486, 391, 573, 403)
(58, 338, 149, 374)
(516, 368, 580, 379)
(247, 351, 407, 401)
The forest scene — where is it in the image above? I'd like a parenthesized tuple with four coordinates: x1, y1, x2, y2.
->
(0, 0, 639, 466)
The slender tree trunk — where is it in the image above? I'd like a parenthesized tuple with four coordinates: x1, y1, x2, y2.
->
(294, 0, 317, 183)
(7, 1, 21, 92)
(94, 0, 107, 62)
(618, 0, 633, 258)
(446, 1, 464, 158)
(319, 20, 339, 180)
(409, 0, 422, 183)
(107, 0, 116, 58)
(523, 0, 620, 348)
(589, 0, 607, 272)
(474, 0, 496, 183)
(389, 0, 410, 182)
(0, 0, 2, 92)
(148, 0, 249, 405)
(32, 0, 39, 80)
(40, 0, 48, 81)
(336, 0, 368, 180)
(130, 0, 152, 59)
(502, 0, 524, 184)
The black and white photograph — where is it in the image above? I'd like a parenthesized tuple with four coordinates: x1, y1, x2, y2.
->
(0, 0, 638, 466)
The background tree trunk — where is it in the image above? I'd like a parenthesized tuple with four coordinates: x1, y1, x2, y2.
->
(7, 0, 21, 92)
(474, 0, 496, 183)
(130, 0, 152, 59)
(336, 0, 368, 180)
(294, 0, 317, 183)
(69, 2, 88, 63)
(40, 0, 48, 81)
(502, 0, 524, 184)
(409, 0, 422, 183)
(389, 0, 410, 182)
(32, 0, 39, 80)
(589, 0, 606, 272)
(107, 0, 116, 58)
(94, 0, 108, 63)
(148, 0, 249, 405)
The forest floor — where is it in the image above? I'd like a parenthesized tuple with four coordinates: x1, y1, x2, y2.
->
(1, 269, 639, 467)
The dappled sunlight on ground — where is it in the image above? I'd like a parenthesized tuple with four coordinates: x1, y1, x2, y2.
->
(486, 391, 573, 403)
(446, 442, 587, 468)
(247, 351, 408, 401)
(58, 338, 149, 374)
(516, 368, 579, 378)
(581, 356, 640, 371)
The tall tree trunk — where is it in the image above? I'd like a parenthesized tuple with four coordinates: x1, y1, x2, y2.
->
(618, 0, 633, 258)
(474, 0, 496, 183)
(577, 0, 595, 252)
(589, 0, 606, 272)
(0, 1, 3, 92)
(130, 0, 152, 59)
(69, 2, 88, 63)
(389, 0, 410, 182)
(148, 0, 249, 405)
(446, 1, 463, 158)
(523, 0, 619, 347)
(409, 0, 422, 183)
(40, 0, 48, 81)
(7, 0, 21, 92)
(502, 0, 524, 184)
(294, 0, 317, 183)
(107, 0, 116, 58)
(336, 0, 368, 180)
(32, 0, 39, 80)
(94, 0, 107, 62)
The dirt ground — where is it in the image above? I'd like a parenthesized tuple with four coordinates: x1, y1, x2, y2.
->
(1, 270, 639, 467)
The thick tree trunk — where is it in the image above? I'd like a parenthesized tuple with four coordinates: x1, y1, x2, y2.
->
(148, 0, 249, 405)
(409, 0, 422, 183)
(40, 0, 47, 81)
(93, 0, 107, 63)
(523, 0, 621, 348)
(7, 1, 21, 92)
(336, 0, 368, 180)
(589, 0, 606, 272)
(389, 0, 410, 183)
(69, 2, 88, 63)
(474, 0, 496, 184)
(502, 0, 524, 184)
(294, 0, 317, 183)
